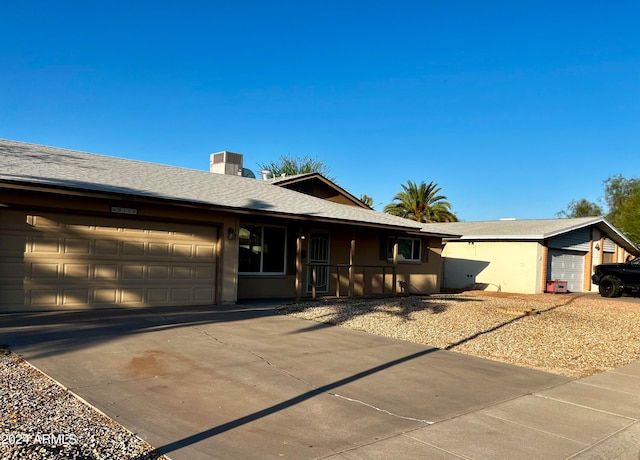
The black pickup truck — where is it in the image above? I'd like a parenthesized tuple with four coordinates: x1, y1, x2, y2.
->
(592, 256, 640, 297)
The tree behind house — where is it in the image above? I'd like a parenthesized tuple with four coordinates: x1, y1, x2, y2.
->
(359, 194, 374, 207)
(258, 154, 334, 181)
(616, 190, 640, 246)
(556, 174, 640, 246)
(603, 175, 640, 226)
(556, 199, 603, 218)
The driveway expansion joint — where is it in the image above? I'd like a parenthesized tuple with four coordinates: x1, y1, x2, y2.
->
(481, 411, 591, 445)
(564, 421, 640, 460)
(574, 380, 640, 398)
(400, 434, 474, 459)
(534, 392, 640, 421)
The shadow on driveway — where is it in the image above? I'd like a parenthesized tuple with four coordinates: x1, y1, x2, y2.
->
(1, 302, 571, 459)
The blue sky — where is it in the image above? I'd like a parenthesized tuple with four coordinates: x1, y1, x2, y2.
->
(2, 1, 638, 221)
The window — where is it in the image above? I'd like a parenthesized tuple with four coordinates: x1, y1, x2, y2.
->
(387, 237, 422, 262)
(239, 225, 286, 273)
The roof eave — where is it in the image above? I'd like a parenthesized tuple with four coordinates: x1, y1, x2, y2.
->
(541, 216, 604, 239)
(595, 218, 640, 253)
(447, 235, 544, 241)
(272, 172, 371, 209)
(0, 179, 433, 235)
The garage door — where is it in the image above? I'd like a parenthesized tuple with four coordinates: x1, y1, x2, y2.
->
(548, 250, 584, 293)
(0, 211, 217, 311)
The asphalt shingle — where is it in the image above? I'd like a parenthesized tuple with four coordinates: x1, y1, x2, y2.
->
(0, 139, 459, 236)
(425, 218, 638, 252)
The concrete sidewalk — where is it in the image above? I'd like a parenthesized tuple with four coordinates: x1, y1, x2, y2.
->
(1, 304, 639, 459)
(336, 361, 640, 459)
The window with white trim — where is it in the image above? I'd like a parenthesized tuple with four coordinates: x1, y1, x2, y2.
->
(387, 237, 422, 262)
(239, 225, 286, 273)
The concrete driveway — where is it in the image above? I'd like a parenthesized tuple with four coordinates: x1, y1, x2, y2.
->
(0, 303, 616, 459)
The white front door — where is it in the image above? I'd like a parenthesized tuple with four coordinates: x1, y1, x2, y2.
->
(307, 232, 330, 293)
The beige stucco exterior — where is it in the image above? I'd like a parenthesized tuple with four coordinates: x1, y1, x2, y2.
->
(237, 224, 443, 300)
(2, 185, 445, 310)
(442, 241, 543, 294)
(442, 226, 637, 295)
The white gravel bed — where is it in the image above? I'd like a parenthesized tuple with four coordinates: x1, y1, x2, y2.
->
(278, 292, 640, 378)
(0, 347, 168, 460)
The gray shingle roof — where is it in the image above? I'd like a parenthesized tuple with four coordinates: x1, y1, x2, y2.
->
(426, 218, 638, 252)
(425, 218, 601, 239)
(0, 139, 459, 236)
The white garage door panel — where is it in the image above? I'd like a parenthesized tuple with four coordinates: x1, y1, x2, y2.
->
(1, 211, 218, 310)
(548, 250, 585, 293)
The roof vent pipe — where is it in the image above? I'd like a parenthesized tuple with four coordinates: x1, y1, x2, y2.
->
(261, 170, 273, 181)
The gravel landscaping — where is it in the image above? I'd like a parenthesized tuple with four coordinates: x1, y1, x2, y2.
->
(277, 291, 640, 378)
(0, 347, 168, 460)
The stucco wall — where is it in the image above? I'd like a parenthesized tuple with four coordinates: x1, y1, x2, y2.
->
(334, 232, 443, 295)
(237, 275, 296, 299)
(396, 238, 443, 294)
(442, 241, 542, 294)
(219, 216, 240, 304)
(236, 229, 444, 299)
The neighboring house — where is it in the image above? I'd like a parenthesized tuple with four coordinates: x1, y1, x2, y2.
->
(0, 139, 459, 311)
(429, 218, 639, 294)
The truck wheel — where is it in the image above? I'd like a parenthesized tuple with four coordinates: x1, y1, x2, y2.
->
(599, 276, 621, 298)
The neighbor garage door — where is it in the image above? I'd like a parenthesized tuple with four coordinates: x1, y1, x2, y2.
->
(0, 211, 217, 311)
(548, 249, 585, 293)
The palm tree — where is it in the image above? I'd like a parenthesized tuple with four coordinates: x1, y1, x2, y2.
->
(359, 194, 374, 207)
(384, 180, 458, 223)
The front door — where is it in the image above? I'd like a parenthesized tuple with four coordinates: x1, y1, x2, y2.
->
(307, 232, 330, 293)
